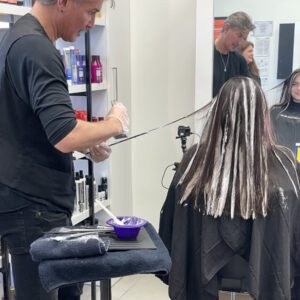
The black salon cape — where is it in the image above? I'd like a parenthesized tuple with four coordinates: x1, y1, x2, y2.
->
(159, 147, 300, 300)
(271, 102, 300, 154)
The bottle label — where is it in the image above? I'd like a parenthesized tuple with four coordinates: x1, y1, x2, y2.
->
(295, 143, 300, 163)
(96, 69, 101, 81)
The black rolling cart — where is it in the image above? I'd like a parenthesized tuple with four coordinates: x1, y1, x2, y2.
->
(30, 223, 171, 300)
(0, 14, 16, 300)
(0, 239, 12, 300)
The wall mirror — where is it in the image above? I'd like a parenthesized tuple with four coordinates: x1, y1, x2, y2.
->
(214, 0, 300, 104)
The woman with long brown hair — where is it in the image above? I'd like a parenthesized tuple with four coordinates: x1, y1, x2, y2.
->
(238, 41, 261, 85)
(159, 77, 300, 300)
(271, 68, 300, 152)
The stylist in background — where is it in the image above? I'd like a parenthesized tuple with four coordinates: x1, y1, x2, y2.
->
(213, 11, 255, 97)
(238, 41, 261, 85)
(0, 0, 129, 299)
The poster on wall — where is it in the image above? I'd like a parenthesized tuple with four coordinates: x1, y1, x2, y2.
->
(214, 17, 226, 40)
(253, 37, 271, 90)
(254, 37, 271, 57)
(253, 21, 273, 37)
(255, 57, 269, 77)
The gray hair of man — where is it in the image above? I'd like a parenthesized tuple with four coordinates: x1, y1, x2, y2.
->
(223, 11, 256, 32)
(35, 0, 57, 5)
(36, 0, 82, 5)
(176, 77, 298, 219)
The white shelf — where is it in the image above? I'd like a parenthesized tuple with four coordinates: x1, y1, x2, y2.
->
(71, 200, 109, 225)
(95, 15, 105, 26)
(68, 81, 107, 94)
(0, 3, 30, 16)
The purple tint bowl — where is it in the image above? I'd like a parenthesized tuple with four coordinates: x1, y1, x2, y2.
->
(106, 216, 147, 239)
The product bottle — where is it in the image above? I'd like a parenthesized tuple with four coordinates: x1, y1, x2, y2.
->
(71, 47, 79, 85)
(93, 177, 97, 202)
(79, 170, 86, 212)
(101, 177, 108, 200)
(77, 55, 86, 84)
(85, 175, 90, 210)
(91, 55, 102, 83)
(91, 55, 98, 83)
(74, 172, 80, 213)
(63, 47, 72, 84)
(98, 185, 105, 202)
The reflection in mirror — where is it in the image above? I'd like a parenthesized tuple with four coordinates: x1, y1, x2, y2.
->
(214, 0, 300, 105)
(212, 12, 255, 97)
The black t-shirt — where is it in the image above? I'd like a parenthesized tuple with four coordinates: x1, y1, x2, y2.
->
(0, 14, 76, 214)
(6, 17, 76, 145)
(213, 46, 249, 97)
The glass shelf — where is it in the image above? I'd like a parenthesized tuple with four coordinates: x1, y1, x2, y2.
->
(68, 81, 107, 94)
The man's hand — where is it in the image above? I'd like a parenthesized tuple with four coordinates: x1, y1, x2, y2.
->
(106, 102, 129, 134)
(89, 142, 112, 162)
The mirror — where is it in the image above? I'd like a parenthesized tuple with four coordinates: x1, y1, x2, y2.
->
(213, 0, 300, 103)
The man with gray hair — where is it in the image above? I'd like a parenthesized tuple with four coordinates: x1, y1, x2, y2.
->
(213, 11, 256, 97)
(0, 0, 129, 299)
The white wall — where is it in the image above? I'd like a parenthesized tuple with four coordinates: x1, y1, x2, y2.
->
(214, 0, 300, 103)
(130, 0, 199, 227)
(195, 0, 213, 132)
(108, 0, 133, 216)
(107, 0, 214, 227)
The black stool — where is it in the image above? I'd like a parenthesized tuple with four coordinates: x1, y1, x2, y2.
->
(218, 255, 251, 300)
(0, 238, 11, 300)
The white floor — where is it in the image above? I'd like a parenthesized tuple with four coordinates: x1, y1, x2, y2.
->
(0, 274, 252, 300)
(81, 276, 252, 300)
(0, 273, 169, 300)
(82, 275, 170, 300)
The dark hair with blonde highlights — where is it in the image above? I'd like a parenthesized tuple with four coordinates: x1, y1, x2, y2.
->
(177, 77, 297, 219)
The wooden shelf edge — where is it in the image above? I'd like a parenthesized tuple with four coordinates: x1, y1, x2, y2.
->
(68, 81, 107, 94)
(0, 3, 30, 16)
(95, 16, 105, 26)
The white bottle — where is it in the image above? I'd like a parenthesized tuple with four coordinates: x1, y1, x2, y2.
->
(75, 172, 80, 214)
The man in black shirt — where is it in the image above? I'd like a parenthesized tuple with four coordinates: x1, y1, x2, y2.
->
(0, 0, 129, 299)
(213, 11, 255, 97)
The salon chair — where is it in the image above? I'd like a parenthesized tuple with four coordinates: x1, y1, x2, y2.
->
(218, 255, 251, 300)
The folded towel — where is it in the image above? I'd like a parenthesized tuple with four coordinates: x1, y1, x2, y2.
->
(37, 223, 171, 291)
(30, 232, 109, 261)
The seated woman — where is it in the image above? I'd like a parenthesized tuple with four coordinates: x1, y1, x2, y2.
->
(159, 77, 300, 300)
(271, 68, 300, 153)
(270, 68, 300, 299)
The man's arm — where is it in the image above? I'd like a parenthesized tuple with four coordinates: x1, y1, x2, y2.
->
(55, 103, 128, 153)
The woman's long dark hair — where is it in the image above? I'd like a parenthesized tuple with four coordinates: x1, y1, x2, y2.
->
(276, 68, 300, 109)
(178, 77, 297, 219)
